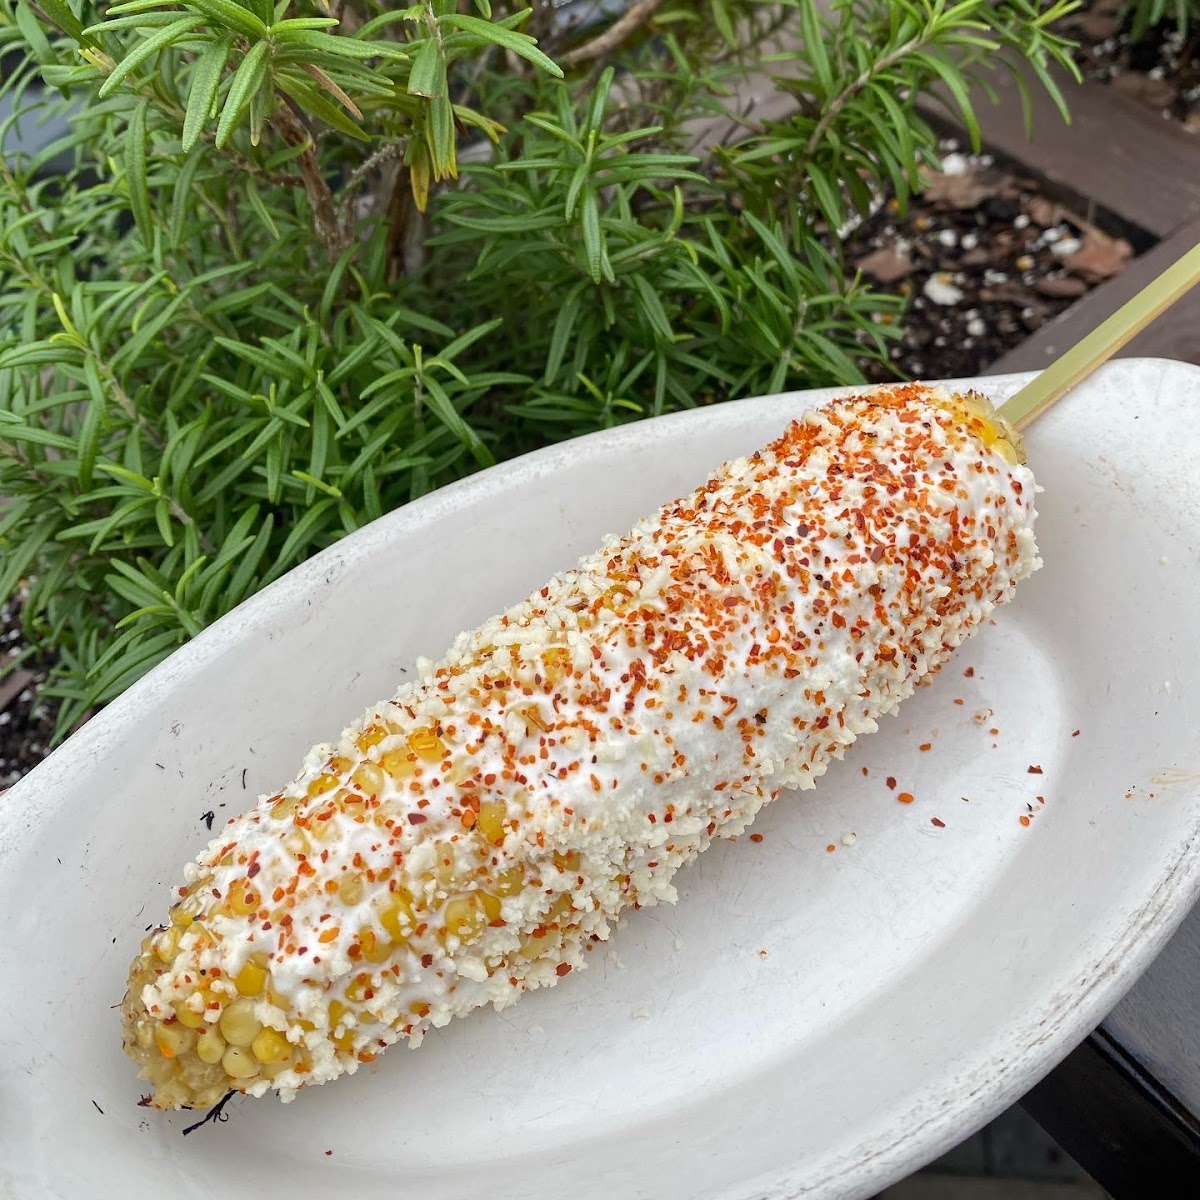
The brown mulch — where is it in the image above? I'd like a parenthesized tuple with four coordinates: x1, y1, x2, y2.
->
(1069, 0, 1200, 133)
(844, 143, 1134, 383)
(0, 594, 60, 792)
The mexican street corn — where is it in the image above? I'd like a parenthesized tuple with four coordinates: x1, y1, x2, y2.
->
(121, 383, 1040, 1109)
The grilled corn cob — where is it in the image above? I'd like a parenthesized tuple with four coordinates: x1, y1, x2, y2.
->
(122, 383, 1040, 1109)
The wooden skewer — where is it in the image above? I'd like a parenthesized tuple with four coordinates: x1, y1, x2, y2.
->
(998, 240, 1200, 432)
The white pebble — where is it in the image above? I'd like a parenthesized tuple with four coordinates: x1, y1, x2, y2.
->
(961, 233, 978, 250)
(923, 275, 964, 306)
(1043, 225, 1065, 243)
(937, 229, 958, 248)
(966, 317, 986, 337)
(1014, 214, 1030, 230)
(1051, 237, 1082, 258)
(941, 152, 970, 176)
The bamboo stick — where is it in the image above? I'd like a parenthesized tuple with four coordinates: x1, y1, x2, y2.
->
(999, 241, 1200, 431)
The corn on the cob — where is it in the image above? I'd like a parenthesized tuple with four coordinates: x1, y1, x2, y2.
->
(122, 383, 1040, 1109)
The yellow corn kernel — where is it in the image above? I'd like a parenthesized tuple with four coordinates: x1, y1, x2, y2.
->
(328, 999, 348, 1032)
(339, 874, 364, 906)
(228, 880, 261, 917)
(153, 926, 181, 964)
(332, 1032, 355, 1053)
(443, 894, 487, 941)
(351, 761, 385, 797)
(143, 1055, 178, 1085)
(600, 582, 634, 611)
(494, 865, 524, 896)
(234, 954, 268, 997)
(435, 854, 460, 889)
(377, 889, 414, 940)
(542, 645, 572, 683)
(154, 1022, 196, 1058)
(222, 1045, 258, 1079)
(345, 974, 373, 1003)
(359, 928, 392, 964)
(169, 905, 194, 929)
(519, 936, 552, 960)
(380, 746, 418, 780)
(307, 772, 341, 798)
(480, 891, 502, 922)
(196, 1028, 225, 1064)
(328, 754, 352, 775)
(356, 724, 388, 753)
(548, 893, 574, 922)
(270, 793, 300, 820)
(250, 1027, 291, 1064)
(554, 850, 581, 873)
(408, 727, 445, 762)
(337, 786, 365, 812)
(219, 998, 261, 1047)
(477, 800, 506, 844)
(188, 923, 218, 954)
(310, 813, 340, 842)
(173, 1001, 208, 1031)
(282, 827, 311, 857)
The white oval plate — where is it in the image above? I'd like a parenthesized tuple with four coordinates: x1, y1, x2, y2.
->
(3, 358, 1200, 1200)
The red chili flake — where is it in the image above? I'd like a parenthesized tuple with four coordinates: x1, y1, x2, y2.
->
(861, 767, 869, 776)
(919, 742, 932, 752)
(555, 963, 572, 977)
(825, 843, 837, 853)
(931, 817, 945, 828)
(325, 1149, 333, 1156)
(964, 667, 975, 677)
(246, 860, 260, 879)
(885, 776, 897, 790)
(407, 812, 428, 824)
(420, 953, 433, 968)
(749, 833, 764, 843)
(1019, 815, 1031, 827)
(898, 792, 915, 804)
(1027, 765, 1044, 775)
(1036, 795, 1046, 805)
(1072, 729, 1081, 738)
